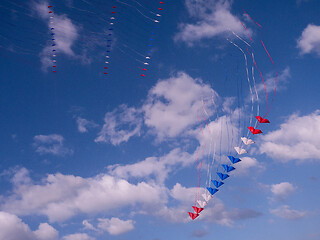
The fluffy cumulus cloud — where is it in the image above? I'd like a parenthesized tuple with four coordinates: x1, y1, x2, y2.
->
(175, 0, 249, 45)
(33, 134, 73, 156)
(193, 114, 239, 154)
(270, 182, 295, 201)
(62, 233, 95, 240)
(0, 168, 262, 229)
(33, 1, 79, 70)
(97, 217, 135, 235)
(270, 205, 307, 220)
(259, 110, 320, 162)
(0, 211, 34, 240)
(143, 71, 216, 140)
(0, 211, 58, 240)
(95, 104, 142, 145)
(233, 157, 265, 176)
(1, 168, 167, 222)
(297, 24, 320, 56)
(34, 223, 59, 240)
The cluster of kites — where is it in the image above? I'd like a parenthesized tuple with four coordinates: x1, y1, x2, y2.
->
(48, 4, 57, 72)
(0, 0, 165, 76)
(188, 116, 270, 220)
(103, 1, 165, 76)
(188, 11, 278, 220)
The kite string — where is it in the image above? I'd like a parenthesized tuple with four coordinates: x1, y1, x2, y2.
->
(227, 38, 254, 142)
(242, 9, 263, 28)
(261, 40, 278, 118)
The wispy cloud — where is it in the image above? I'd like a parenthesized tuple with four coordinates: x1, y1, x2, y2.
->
(108, 148, 194, 183)
(95, 105, 142, 145)
(270, 205, 307, 220)
(256, 67, 291, 94)
(76, 117, 98, 133)
(33, 134, 73, 156)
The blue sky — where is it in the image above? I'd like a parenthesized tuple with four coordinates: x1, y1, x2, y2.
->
(0, 0, 320, 239)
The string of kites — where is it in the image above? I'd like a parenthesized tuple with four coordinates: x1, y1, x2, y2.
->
(47, 1, 275, 221)
(188, 116, 270, 220)
(46, 1, 165, 76)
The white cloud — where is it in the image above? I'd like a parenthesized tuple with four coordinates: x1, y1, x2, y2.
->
(297, 24, 320, 56)
(1, 168, 167, 222)
(0, 211, 34, 240)
(201, 199, 262, 225)
(175, 0, 249, 45)
(0, 211, 58, 240)
(33, 2, 79, 70)
(11, 167, 32, 186)
(158, 183, 261, 225)
(95, 105, 142, 145)
(108, 148, 194, 183)
(193, 114, 240, 154)
(34, 223, 59, 240)
(76, 117, 98, 133)
(170, 183, 199, 203)
(270, 205, 307, 220)
(259, 110, 320, 162)
(256, 67, 291, 94)
(33, 134, 73, 156)
(143, 71, 216, 140)
(62, 233, 95, 240)
(270, 182, 295, 201)
(82, 220, 97, 231)
(97, 217, 135, 235)
(233, 157, 265, 176)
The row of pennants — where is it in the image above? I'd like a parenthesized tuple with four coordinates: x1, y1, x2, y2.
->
(188, 116, 270, 220)
(103, 1, 165, 77)
(46, 2, 165, 76)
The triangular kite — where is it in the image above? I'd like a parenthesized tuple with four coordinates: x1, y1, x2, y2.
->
(207, 187, 219, 195)
(217, 172, 230, 180)
(202, 193, 212, 202)
(192, 206, 204, 214)
(188, 212, 199, 220)
(255, 116, 270, 123)
(228, 156, 241, 164)
(212, 180, 224, 188)
(241, 137, 255, 145)
(234, 147, 248, 155)
(248, 127, 262, 135)
(197, 200, 207, 208)
(222, 164, 235, 173)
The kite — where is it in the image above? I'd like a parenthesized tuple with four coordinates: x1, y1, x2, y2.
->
(102, 1, 165, 77)
(188, 9, 277, 220)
